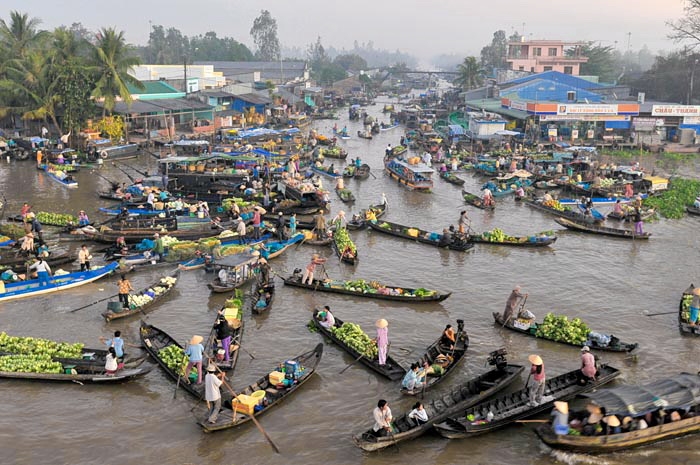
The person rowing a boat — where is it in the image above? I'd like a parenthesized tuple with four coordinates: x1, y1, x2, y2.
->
(301, 253, 326, 285)
(503, 286, 527, 325)
(528, 354, 546, 407)
(371, 399, 393, 437)
(482, 188, 494, 207)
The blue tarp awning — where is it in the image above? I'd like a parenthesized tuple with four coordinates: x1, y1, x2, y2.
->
(605, 120, 631, 129)
(448, 125, 465, 136)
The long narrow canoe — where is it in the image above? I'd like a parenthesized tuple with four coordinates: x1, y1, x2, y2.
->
(198, 343, 323, 432)
(261, 233, 305, 260)
(0, 252, 76, 274)
(283, 275, 451, 302)
(434, 365, 621, 438)
(468, 232, 557, 247)
(347, 202, 387, 230)
(462, 190, 495, 210)
(336, 187, 356, 203)
(42, 165, 78, 188)
(554, 217, 651, 240)
(493, 312, 638, 352)
(440, 172, 465, 186)
(524, 199, 602, 223)
(140, 323, 237, 400)
(86, 227, 222, 244)
(687, 206, 700, 216)
(0, 262, 119, 303)
(251, 281, 275, 315)
(311, 165, 342, 179)
(353, 363, 525, 451)
(400, 320, 469, 395)
(679, 284, 700, 336)
(0, 363, 151, 383)
(312, 309, 405, 381)
(368, 219, 474, 252)
(102, 269, 180, 322)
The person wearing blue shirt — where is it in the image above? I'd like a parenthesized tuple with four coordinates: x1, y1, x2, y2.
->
(401, 363, 423, 393)
(355, 157, 361, 169)
(185, 335, 205, 384)
(101, 330, 125, 358)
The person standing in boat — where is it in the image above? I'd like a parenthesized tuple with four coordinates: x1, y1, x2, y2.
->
(301, 253, 326, 285)
(29, 257, 52, 286)
(257, 258, 270, 285)
(289, 213, 297, 238)
(374, 319, 389, 366)
(503, 286, 527, 324)
(151, 233, 165, 262)
(146, 190, 155, 210)
(458, 211, 470, 234)
(214, 314, 233, 362)
(101, 331, 125, 360)
(633, 208, 644, 235)
(235, 217, 247, 244)
(580, 346, 597, 383)
(78, 244, 92, 271)
(29, 213, 44, 243)
(482, 188, 494, 207)
(528, 354, 546, 406)
(105, 347, 119, 376)
(252, 206, 264, 240)
(314, 212, 327, 239)
(371, 399, 393, 437)
(276, 212, 286, 240)
(204, 363, 224, 424)
(117, 274, 134, 309)
(185, 335, 205, 384)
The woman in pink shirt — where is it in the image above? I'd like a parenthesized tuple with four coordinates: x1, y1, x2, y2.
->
(375, 319, 389, 366)
(580, 346, 597, 382)
(528, 354, 545, 406)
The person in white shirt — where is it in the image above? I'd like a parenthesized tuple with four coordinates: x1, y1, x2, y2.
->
(236, 219, 247, 244)
(372, 399, 393, 437)
(204, 363, 224, 424)
(147, 191, 155, 209)
(105, 347, 119, 375)
(30, 258, 52, 286)
(317, 306, 335, 329)
(408, 402, 429, 426)
(78, 244, 92, 271)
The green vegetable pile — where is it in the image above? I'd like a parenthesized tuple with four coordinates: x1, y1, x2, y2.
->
(535, 313, 591, 345)
(221, 197, 255, 211)
(682, 293, 694, 322)
(35, 211, 78, 226)
(413, 288, 435, 297)
(0, 332, 84, 358)
(334, 227, 357, 256)
(644, 178, 700, 219)
(0, 354, 63, 373)
(157, 345, 195, 375)
(482, 228, 517, 243)
(330, 322, 378, 359)
(343, 279, 375, 293)
(319, 147, 343, 157)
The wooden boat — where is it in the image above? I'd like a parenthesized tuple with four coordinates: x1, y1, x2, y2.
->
(440, 171, 465, 186)
(317, 146, 348, 160)
(434, 364, 621, 439)
(42, 165, 78, 188)
(534, 180, 559, 189)
(208, 253, 260, 293)
(98, 190, 146, 203)
(400, 320, 469, 395)
(380, 123, 400, 131)
(261, 233, 304, 260)
(198, 343, 323, 433)
(555, 217, 651, 240)
(492, 312, 638, 352)
(332, 228, 358, 265)
(607, 207, 656, 222)
(140, 323, 233, 400)
(342, 165, 356, 178)
(312, 309, 405, 380)
(679, 284, 700, 335)
(310, 165, 342, 179)
(468, 232, 557, 247)
(0, 362, 152, 383)
(204, 304, 244, 372)
(354, 163, 371, 180)
(385, 157, 434, 191)
(353, 355, 525, 451)
(101, 269, 180, 322)
(687, 206, 700, 216)
(284, 274, 451, 302)
(347, 202, 387, 230)
(251, 281, 275, 315)
(86, 226, 222, 244)
(178, 255, 207, 271)
(524, 199, 602, 224)
(335, 187, 356, 203)
(462, 190, 495, 210)
(99, 207, 166, 217)
(367, 219, 474, 252)
(357, 130, 373, 140)
(0, 252, 75, 274)
(0, 262, 119, 303)
(535, 372, 700, 453)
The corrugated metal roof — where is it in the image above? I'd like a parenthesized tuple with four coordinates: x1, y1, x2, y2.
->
(464, 99, 530, 120)
(502, 71, 605, 89)
(105, 98, 214, 114)
(500, 79, 602, 103)
(234, 93, 271, 105)
(126, 81, 180, 95)
(195, 61, 307, 71)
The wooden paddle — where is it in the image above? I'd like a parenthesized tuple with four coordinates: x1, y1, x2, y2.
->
(173, 352, 188, 400)
(70, 293, 120, 313)
(214, 366, 281, 454)
(645, 311, 677, 317)
(339, 353, 364, 374)
(515, 419, 548, 423)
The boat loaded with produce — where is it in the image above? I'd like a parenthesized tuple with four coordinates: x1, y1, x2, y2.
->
(679, 285, 700, 335)
(332, 226, 358, 264)
(468, 228, 557, 247)
(367, 220, 474, 252)
(493, 312, 638, 352)
(102, 269, 180, 322)
(284, 274, 451, 302)
(311, 308, 405, 381)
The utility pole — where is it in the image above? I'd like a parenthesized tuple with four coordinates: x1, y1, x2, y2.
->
(626, 32, 631, 53)
(183, 55, 188, 95)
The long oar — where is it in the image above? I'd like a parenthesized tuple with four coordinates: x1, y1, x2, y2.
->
(215, 366, 281, 454)
(69, 293, 120, 313)
(114, 160, 148, 177)
(91, 170, 119, 186)
(339, 353, 364, 374)
(112, 164, 136, 183)
(644, 311, 678, 317)
(368, 170, 377, 180)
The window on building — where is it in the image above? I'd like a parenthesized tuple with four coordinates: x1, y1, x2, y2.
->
(564, 66, 573, 75)
(548, 48, 558, 57)
(533, 47, 542, 57)
(519, 66, 525, 71)
(543, 66, 553, 72)
(530, 67, 535, 72)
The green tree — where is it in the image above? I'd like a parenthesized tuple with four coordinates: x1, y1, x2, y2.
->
(333, 53, 367, 71)
(250, 10, 281, 61)
(454, 56, 484, 90)
(91, 27, 143, 116)
(633, 51, 697, 104)
(480, 30, 507, 75)
(573, 44, 617, 82)
(0, 11, 48, 60)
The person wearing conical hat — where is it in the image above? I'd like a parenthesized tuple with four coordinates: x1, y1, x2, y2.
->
(528, 354, 545, 407)
(375, 319, 389, 366)
(185, 335, 205, 384)
(603, 415, 621, 434)
(551, 401, 569, 435)
(690, 287, 700, 326)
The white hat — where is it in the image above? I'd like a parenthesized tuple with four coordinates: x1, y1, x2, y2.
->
(206, 363, 217, 372)
(581, 346, 590, 352)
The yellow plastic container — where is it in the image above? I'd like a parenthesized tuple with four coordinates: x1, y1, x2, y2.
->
(231, 394, 258, 415)
(269, 371, 285, 385)
(251, 390, 266, 405)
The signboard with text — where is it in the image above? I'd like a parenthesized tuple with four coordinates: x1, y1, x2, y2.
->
(557, 104, 618, 115)
(651, 105, 700, 116)
(540, 115, 630, 122)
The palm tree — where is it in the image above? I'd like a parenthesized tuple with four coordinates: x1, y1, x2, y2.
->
(454, 56, 484, 90)
(91, 27, 143, 116)
(0, 11, 48, 60)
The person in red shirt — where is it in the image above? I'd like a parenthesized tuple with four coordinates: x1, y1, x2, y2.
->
(528, 354, 545, 406)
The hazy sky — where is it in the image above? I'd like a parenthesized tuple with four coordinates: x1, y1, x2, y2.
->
(2, 0, 689, 60)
